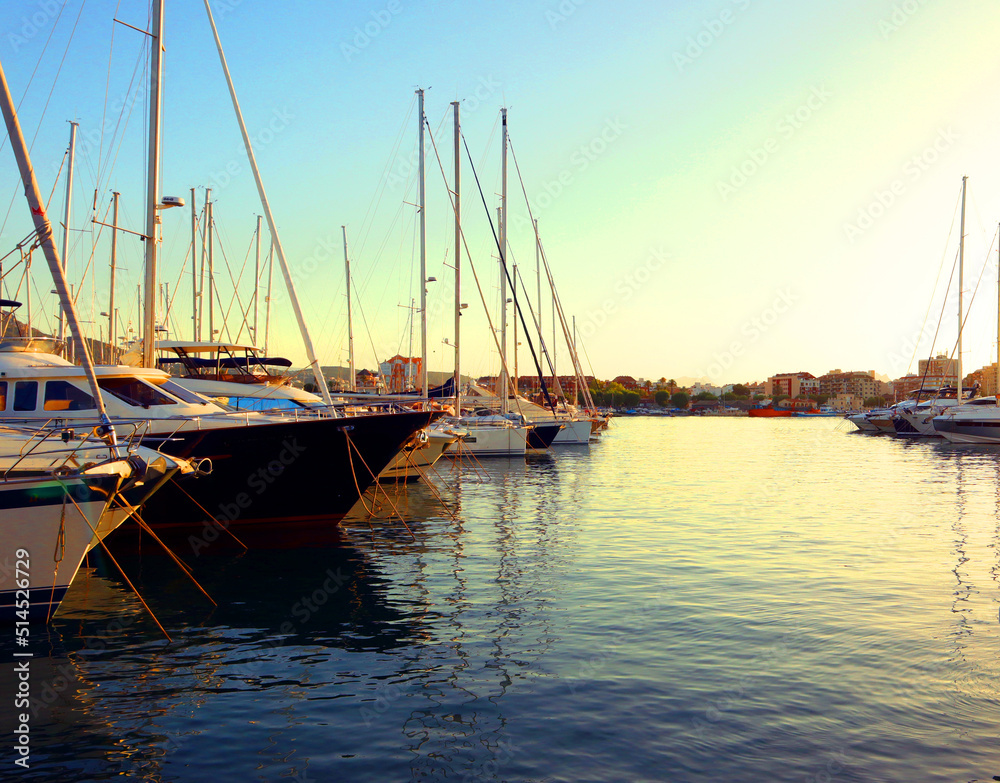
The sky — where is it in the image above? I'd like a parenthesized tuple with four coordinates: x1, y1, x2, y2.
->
(3, 0, 1000, 386)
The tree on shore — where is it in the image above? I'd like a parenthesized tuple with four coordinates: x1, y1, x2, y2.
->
(654, 390, 670, 407)
(671, 391, 690, 409)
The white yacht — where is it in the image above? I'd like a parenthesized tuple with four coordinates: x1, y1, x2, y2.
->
(0, 337, 434, 528)
(932, 397, 1000, 443)
(0, 425, 197, 620)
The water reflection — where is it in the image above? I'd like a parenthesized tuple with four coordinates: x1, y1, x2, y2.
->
(4, 451, 586, 781)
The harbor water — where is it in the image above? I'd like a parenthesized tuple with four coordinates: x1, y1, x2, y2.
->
(3, 417, 1000, 781)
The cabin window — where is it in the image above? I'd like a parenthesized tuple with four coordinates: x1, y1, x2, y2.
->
(152, 378, 211, 405)
(13, 381, 38, 411)
(225, 396, 302, 412)
(43, 380, 96, 411)
(0, 381, 5, 411)
(97, 377, 176, 407)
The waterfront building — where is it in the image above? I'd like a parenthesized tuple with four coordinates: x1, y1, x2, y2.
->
(966, 364, 997, 397)
(891, 355, 959, 400)
(765, 371, 816, 399)
(817, 369, 885, 401)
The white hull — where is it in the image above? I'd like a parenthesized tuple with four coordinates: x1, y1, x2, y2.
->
(0, 474, 121, 621)
(444, 424, 528, 457)
(380, 429, 459, 480)
(938, 430, 1000, 444)
(551, 419, 593, 445)
(847, 413, 877, 432)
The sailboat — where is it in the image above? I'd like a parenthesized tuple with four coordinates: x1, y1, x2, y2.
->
(0, 1, 436, 530)
(0, 55, 199, 620)
(899, 176, 976, 436)
(934, 213, 1000, 442)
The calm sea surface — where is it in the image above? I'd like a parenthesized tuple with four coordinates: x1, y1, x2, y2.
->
(4, 417, 1000, 782)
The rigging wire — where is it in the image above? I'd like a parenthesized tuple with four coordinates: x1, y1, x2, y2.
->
(906, 181, 963, 375)
(508, 136, 597, 410)
(0, 0, 87, 240)
(423, 113, 553, 413)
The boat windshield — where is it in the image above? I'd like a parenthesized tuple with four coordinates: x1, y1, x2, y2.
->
(152, 378, 213, 405)
(98, 377, 176, 408)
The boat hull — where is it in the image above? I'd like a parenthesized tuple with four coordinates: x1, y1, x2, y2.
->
(527, 423, 563, 450)
(136, 410, 435, 528)
(552, 419, 593, 445)
(933, 418, 1000, 444)
(0, 473, 122, 621)
(380, 429, 458, 482)
(748, 408, 792, 418)
(445, 425, 528, 457)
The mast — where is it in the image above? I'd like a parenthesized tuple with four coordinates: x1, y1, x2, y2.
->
(0, 56, 119, 450)
(342, 225, 355, 392)
(190, 187, 197, 339)
(264, 239, 273, 356)
(254, 214, 261, 345)
(142, 0, 164, 368)
(452, 100, 461, 415)
(198, 187, 210, 340)
(513, 263, 518, 392)
(59, 120, 77, 349)
(203, 0, 332, 404)
(417, 88, 428, 398)
(408, 297, 415, 390)
(109, 190, 119, 358)
(997, 221, 999, 405)
(573, 314, 580, 406)
(958, 175, 966, 401)
(207, 198, 214, 340)
(535, 217, 541, 397)
(498, 206, 507, 412)
(500, 107, 508, 414)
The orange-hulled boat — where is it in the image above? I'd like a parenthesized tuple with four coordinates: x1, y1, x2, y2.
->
(748, 405, 792, 418)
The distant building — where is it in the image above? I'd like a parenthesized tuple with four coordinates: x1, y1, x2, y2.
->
(891, 354, 959, 400)
(830, 393, 865, 412)
(800, 377, 820, 397)
(817, 369, 885, 401)
(612, 375, 638, 390)
(765, 372, 816, 399)
(691, 382, 722, 397)
(378, 355, 420, 392)
(966, 364, 997, 397)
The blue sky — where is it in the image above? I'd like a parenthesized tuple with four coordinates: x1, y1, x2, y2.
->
(3, 0, 1000, 385)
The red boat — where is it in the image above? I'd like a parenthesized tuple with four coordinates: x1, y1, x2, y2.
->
(748, 405, 792, 418)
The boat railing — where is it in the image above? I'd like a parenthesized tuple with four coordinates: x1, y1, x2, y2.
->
(3, 420, 117, 480)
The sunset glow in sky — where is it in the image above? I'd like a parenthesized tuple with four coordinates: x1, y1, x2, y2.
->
(3, 0, 1000, 384)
